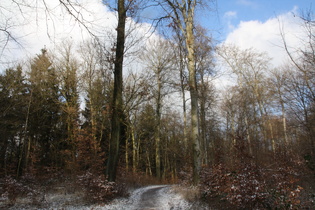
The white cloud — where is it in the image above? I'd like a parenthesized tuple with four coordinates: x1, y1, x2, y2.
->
(223, 11, 238, 31)
(223, 8, 305, 67)
(0, 0, 113, 65)
(213, 7, 308, 91)
(236, 0, 258, 8)
(0, 0, 154, 70)
(224, 11, 237, 19)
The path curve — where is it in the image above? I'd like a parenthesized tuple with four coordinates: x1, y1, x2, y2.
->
(103, 185, 192, 210)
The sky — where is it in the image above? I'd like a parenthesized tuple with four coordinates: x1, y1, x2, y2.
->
(205, 0, 314, 89)
(0, 0, 314, 72)
(206, 0, 313, 38)
(214, 0, 313, 63)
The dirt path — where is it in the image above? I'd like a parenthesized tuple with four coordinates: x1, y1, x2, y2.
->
(103, 185, 193, 210)
(135, 186, 170, 209)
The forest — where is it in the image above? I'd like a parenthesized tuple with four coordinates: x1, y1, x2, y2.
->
(1, 0, 315, 209)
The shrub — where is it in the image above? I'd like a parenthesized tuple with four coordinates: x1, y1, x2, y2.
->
(76, 171, 124, 203)
(0, 174, 40, 205)
(201, 163, 304, 209)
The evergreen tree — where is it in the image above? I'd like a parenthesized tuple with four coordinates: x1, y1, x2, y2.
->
(0, 66, 28, 176)
(27, 49, 62, 169)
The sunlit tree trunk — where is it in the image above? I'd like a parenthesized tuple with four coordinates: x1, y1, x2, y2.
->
(146, 151, 152, 176)
(186, 12, 201, 184)
(131, 127, 137, 173)
(125, 135, 129, 171)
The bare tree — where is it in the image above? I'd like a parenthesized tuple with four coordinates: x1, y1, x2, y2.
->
(106, 0, 148, 181)
(217, 44, 273, 155)
(123, 72, 149, 172)
(157, 0, 207, 184)
(268, 67, 289, 147)
(280, 10, 315, 160)
(194, 25, 215, 165)
(141, 38, 176, 179)
(172, 27, 189, 152)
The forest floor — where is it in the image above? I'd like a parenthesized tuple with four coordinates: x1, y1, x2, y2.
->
(1, 184, 209, 209)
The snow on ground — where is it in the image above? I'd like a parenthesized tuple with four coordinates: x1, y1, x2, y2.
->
(3, 185, 209, 209)
(99, 185, 191, 210)
(96, 185, 209, 210)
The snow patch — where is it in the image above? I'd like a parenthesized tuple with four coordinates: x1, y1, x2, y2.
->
(94, 185, 202, 210)
(3, 185, 209, 209)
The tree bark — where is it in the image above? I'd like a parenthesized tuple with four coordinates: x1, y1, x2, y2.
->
(185, 5, 201, 184)
(106, 0, 126, 182)
(131, 127, 137, 173)
(199, 74, 207, 164)
(178, 35, 188, 149)
(163, 0, 201, 184)
(155, 68, 162, 179)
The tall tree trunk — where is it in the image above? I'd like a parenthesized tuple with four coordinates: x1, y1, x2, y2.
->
(199, 74, 208, 165)
(164, 0, 200, 184)
(177, 32, 188, 149)
(155, 69, 162, 179)
(0, 131, 9, 175)
(245, 116, 253, 156)
(186, 10, 201, 185)
(17, 90, 33, 177)
(24, 91, 33, 170)
(131, 127, 137, 173)
(106, 0, 126, 182)
(146, 151, 152, 176)
(280, 97, 288, 147)
(125, 135, 129, 171)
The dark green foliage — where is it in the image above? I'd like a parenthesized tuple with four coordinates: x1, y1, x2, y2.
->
(0, 66, 28, 176)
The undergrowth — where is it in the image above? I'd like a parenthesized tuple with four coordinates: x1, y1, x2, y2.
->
(199, 146, 314, 209)
(0, 169, 127, 208)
